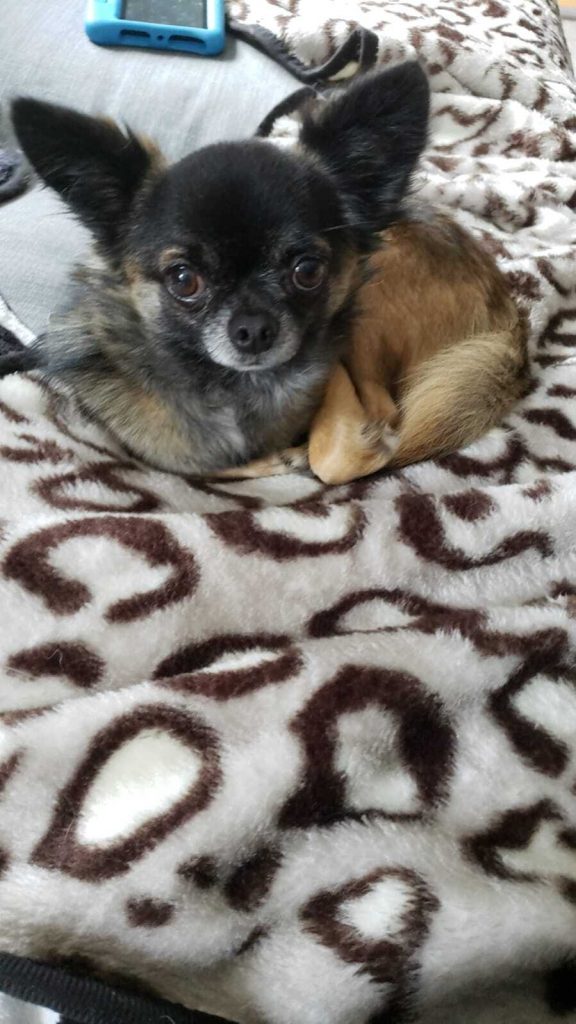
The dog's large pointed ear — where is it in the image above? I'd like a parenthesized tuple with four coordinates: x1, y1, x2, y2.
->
(299, 62, 430, 241)
(11, 97, 160, 248)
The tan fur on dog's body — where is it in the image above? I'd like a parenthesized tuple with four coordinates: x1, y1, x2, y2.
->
(216, 213, 528, 485)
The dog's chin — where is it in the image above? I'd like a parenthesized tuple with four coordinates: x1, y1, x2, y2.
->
(204, 339, 301, 373)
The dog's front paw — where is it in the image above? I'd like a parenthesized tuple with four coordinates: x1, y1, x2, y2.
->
(209, 444, 310, 480)
(311, 419, 399, 485)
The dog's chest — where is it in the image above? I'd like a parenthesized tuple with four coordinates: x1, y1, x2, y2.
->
(237, 366, 327, 455)
(179, 367, 326, 471)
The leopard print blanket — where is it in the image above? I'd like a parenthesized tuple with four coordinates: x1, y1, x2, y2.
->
(0, 2, 576, 1022)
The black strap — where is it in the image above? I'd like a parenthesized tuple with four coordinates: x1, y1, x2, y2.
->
(255, 86, 320, 139)
(0, 953, 236, 1024)
(228, 18, 379, 84)
(0, 324, 27, 359)
(0, 147, 29, 203)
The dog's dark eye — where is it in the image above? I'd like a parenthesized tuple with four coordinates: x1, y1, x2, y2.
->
(163, 263, 205, 302)
(292, 257, 326, 292)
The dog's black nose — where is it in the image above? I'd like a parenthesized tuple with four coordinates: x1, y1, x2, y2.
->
(228, 311, 279, 355)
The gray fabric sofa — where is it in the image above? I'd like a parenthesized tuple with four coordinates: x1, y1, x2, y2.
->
(0, 0, 296, 334)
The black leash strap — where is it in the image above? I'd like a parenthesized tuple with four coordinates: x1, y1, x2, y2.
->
(0, 148, 29, 203)
(228, 18, 379, 84)
(0, 953, 236, 1024)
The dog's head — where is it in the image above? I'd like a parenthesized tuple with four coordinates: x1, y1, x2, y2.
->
(11, 63, 429, 375)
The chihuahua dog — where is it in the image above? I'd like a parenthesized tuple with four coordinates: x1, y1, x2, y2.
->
(5, 62, 527, 483)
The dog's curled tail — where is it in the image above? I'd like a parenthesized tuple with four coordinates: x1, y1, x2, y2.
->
(388, 318, 528, 468)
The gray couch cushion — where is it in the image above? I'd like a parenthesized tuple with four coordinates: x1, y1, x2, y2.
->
(0, 0, 297, 332)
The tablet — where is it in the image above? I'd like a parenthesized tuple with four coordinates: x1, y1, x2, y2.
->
(86, 0, 225, 56)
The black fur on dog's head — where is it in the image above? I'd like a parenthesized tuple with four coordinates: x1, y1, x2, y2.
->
(7, 62, 430, 471)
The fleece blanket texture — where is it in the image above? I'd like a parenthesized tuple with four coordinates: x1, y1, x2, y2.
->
(1, 2, 576, 1022)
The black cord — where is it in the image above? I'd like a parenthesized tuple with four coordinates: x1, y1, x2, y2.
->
(0, 953, 235, 1024)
